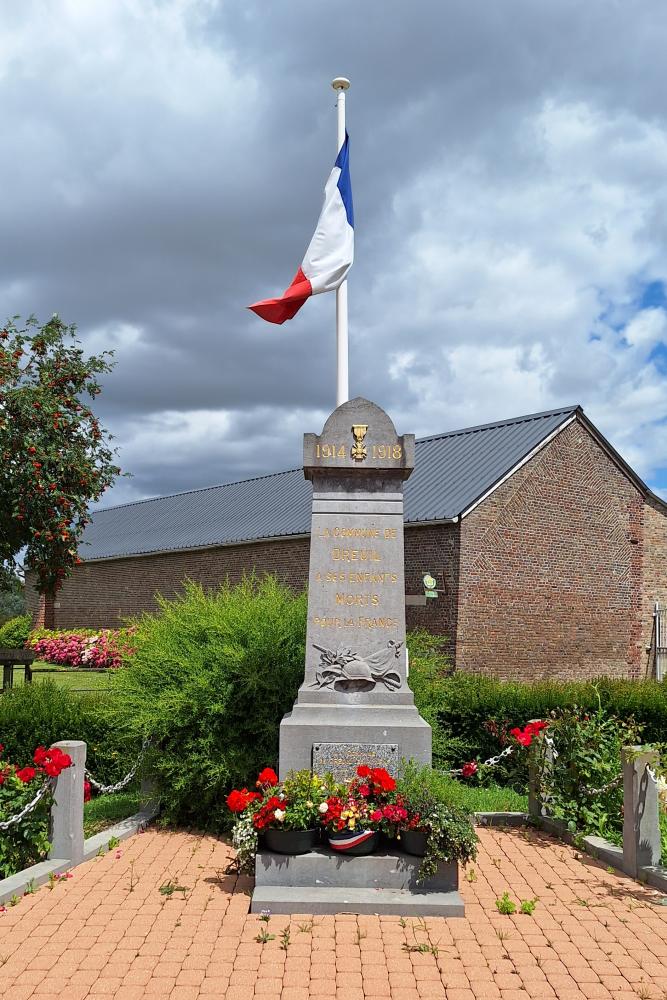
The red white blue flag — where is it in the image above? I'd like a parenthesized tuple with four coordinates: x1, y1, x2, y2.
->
(248, 134, 354, 324)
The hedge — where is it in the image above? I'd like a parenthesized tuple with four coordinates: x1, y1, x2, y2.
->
(407, 629, 667, 774)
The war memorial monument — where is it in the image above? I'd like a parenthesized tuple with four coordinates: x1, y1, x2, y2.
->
(251, 397, 465, 916)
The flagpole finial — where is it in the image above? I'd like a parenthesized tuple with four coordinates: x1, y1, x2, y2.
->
(332, 77, 350, 91)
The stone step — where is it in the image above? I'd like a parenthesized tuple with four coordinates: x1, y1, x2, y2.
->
(251, 885, 465, 916)
(255, 847, 458, 894)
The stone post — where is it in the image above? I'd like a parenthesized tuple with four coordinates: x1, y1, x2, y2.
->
(48, 740, 86, 864)
(622, 746, 661, 878)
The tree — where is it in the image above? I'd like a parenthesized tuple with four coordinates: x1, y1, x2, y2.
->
(0, 567, 24, 622)
(0, 315, 121, 595)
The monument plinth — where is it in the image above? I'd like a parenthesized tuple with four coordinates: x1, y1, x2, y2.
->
(279, 397, 432, 779)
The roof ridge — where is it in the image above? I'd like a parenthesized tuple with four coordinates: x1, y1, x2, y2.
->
(93, 405, 581, 515)
(415, 405, 580, 445)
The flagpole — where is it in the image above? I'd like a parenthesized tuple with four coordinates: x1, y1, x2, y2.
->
(332, 77, 350, 407)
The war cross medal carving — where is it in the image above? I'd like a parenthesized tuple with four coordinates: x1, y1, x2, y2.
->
(351, 423, 368, 461)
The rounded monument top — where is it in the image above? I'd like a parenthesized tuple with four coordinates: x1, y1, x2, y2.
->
(332, 77, 350, 91)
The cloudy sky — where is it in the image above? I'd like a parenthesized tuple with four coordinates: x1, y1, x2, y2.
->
(2, 0, 667, 506)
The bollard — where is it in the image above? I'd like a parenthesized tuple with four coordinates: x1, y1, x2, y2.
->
(622, 746, 661, 878)
(48, 740, 86, 864)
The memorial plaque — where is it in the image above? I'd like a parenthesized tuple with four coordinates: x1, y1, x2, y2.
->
(312, 742, 399, 782)
(279, 397, 432, 777)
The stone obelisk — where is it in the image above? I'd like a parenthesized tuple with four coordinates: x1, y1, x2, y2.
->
(279, 396, 432, 779)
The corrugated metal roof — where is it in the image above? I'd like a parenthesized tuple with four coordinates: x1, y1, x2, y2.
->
(80, 406, 580, 561)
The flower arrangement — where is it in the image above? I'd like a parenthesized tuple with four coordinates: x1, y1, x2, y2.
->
(394, 761, 479, 882)
(0, 743, 73, 878)
(27, 627, 136, 668)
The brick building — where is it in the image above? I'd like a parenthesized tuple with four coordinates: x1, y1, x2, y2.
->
(26, 406, 667, 681)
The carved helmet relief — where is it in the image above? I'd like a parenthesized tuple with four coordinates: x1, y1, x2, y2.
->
(310, 640, 403, 692)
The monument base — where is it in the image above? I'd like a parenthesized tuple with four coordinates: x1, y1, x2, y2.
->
(251, 846, 465, 917)
(278, 702, 432, 778)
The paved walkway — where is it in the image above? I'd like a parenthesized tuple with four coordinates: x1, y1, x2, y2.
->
(1, 827, 666, 1000)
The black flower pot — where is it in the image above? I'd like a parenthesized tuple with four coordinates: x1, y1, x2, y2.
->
(264, 828, 319, 855)
(401, 829, 428, 857)
(327, 830, 380, 855)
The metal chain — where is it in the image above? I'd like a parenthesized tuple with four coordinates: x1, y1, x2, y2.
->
(448, 744, 515, 776)
(0, 780, 52, 831)
(581, 773, 623, 797)
(646, 764, 658, 785)
(85, 739, 150, 795)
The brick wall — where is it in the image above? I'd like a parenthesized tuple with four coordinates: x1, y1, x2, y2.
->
(25, 536, 312, 629)
(403, 522, 459, 661)
(641, 499, 667, 676)
(456, 420, 648, 680)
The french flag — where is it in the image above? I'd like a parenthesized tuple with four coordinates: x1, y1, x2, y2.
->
(248, 134, 354, 324)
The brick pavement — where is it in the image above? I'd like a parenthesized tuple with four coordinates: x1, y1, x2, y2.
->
(0, 826, 666, 999)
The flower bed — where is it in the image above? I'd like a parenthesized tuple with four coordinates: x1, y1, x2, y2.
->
(227, 763, 478, 880)
(0, 742, 73, 878)
(27, 627, 135, 669)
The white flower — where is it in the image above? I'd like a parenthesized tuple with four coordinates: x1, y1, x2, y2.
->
(274, 809, 286, 822)
(306, 801, 314, 808)
(318, 802, 329, 814)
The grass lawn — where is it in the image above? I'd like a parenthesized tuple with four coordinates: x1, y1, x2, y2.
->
(10, 662, 113, 692)
(83, 791, 141, 837)
(435, 773, 528, 813)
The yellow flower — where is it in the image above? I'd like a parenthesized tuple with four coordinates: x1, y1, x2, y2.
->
(349, 819, 356, 829)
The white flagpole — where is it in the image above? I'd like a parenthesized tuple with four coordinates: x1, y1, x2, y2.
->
(332, 77, 350, 407)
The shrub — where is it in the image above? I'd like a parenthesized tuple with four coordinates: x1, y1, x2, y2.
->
(0, 681, 138, 787)
(0, 613, 32, 648)
(27, 627, 135, 668)
(538, 705, 641, 840)
(108, 576, 308, 830)
(407, 638, 667, 779)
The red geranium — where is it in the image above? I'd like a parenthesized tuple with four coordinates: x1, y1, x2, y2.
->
(252, 795, 285, 831)
(256, 767, 279, 788)
(461, 761, 478, 779)
(226, 788, 261, 813)
(83, 780, 92, 803)
(16, 766, 36, 783)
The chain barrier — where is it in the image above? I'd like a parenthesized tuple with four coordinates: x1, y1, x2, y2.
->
(85, 739, 151, 795)
(581, 773, 623, 797)
(0, 780, 52, 831)
(646, 764, 658, 785)
(448, 743, 515, 776)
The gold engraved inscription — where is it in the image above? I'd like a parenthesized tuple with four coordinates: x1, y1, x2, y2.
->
(331, 548, 381, 562)
(313, 616, 399, 629)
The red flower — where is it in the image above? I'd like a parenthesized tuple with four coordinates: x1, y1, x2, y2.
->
(510, 727, 533, 747)
(525, 720, 548, 735)
(371, 767, 396, 792)
(256, 768, 278, 788)
(358, 784, 370, 797)
(226, 788, 260, 813)
(83, 780, 92, 803)
(357, 765, 371, 778)
(16, 766, 36, 783)
(370, 809, 383, 822)
(33, 746, 49, 766)
(461, 761, 478, 779)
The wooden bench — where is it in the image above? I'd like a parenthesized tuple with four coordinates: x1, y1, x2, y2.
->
(0, 647, 36, 692)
